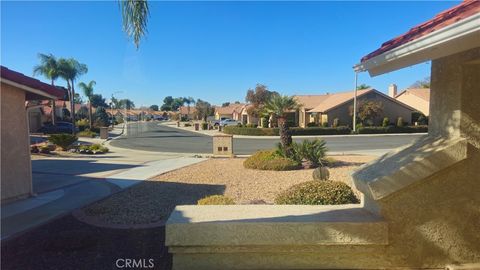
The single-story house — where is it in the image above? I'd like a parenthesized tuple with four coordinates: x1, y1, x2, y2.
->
(178, 106, 197, 120)
(1, 66, 64, 202)
(214, 103, 244, 120)
(296, 88, 416, 127)
(395, 87, 430, 116)
(238, 104, 259, 125)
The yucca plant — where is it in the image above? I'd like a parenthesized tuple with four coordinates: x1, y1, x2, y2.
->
(297, 139, 328, 167)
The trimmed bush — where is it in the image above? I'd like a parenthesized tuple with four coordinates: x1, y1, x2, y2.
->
(244, 150, 300, 171)
(357, 125, 428, 134)
(396, 117, 404, 127)
(77, 129, 97, 138)
(76, 119, 89, 131)
(198, 195, 235, 205)
(79, 143, 109, 154)
(223, 126, 351, 136)
(332, 118, 340, 128)
(184, 123, 192, 127)
(275, 181, 359, 205)
(48, 134, 78, 151)
(382, 117, 389, 127)
(306, 122, 317, 127)
(201, 122, 208, 130)
(245, 123, 258, 128)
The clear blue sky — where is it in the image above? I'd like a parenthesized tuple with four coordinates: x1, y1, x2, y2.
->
(1, 1, 457, 107)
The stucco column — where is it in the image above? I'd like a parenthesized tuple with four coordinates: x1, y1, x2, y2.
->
(429, 47, 480, 140)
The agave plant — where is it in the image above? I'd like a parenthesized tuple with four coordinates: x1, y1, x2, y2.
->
(297, 139, 328, 167)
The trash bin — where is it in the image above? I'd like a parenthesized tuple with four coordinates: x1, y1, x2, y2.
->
(100, 127, 109, 139)
(194, 123, 200, 131)
(177, 121, 180, 127)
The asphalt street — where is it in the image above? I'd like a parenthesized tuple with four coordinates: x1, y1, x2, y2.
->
(110, 122, 426, 155)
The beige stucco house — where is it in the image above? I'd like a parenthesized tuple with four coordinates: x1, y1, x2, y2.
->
(214, 103, 244, 120)
(177, 106, 197, 120)
(166, 1, 480, 269)
(296, 88, 415, 127)
(1, 66, 65, 202)
(395, 87, 430, 116)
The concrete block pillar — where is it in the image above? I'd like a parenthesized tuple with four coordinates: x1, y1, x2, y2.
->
(212, 134, 233, 157)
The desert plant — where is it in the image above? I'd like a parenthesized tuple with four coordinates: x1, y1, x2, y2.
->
(312, 166, 330, 181)
(396, 117, 404, 127)
(263, 95, 298, 155)
(382, 117, 389, 127)
(295, 139, 328, 166)
(244, 150, 300, 171)
(275, 181, 359, 205)
(197, 195, 235, 205)
(79, 143, 109, 154)
(48, 134, 78, 150)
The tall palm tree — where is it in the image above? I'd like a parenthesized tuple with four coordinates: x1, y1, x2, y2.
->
(263, 95, 298, 154)
(33, 53, 61, 124)
(120, 0, 150, 49)
(58, 58, 88, 134)
(78, 80, 96, 129)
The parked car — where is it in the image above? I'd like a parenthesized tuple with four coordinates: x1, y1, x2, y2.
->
(38, 122, 78, 134)
(212, 117, 229, 126)
(220, 119, 241, 127)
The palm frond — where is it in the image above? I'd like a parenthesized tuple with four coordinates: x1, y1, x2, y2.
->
(120, 0, 150, 49)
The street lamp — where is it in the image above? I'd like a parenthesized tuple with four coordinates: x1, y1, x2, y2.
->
(352, 64, 364, 132)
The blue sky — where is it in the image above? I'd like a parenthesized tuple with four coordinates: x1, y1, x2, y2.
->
(1, 1, 457, 107)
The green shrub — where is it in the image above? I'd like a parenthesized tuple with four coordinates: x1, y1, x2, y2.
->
(197, 195, 235, 205)
(76, 119, 89, 131)
(201, 122, 208, 130)
(77, 129, 97, 138)
(275, 181, 359, 205)
(39, 145, 51, 154)
(332, 118, 339, 128)
(417, 115, 428, 125)
(245, 123, 258, 128)
(295, 139, 328, 166)
(79, 143, 109, 154)
(357, 125, 428, 134)
(48, 134, 78, 151)
(244, 150, 300, 171)
(223, 126, 351, 136)
(396, 117, 404, 127)
(306, 122, 317, 127)
(184, 123, 192, 127)
(321, 122, 329, 127)
(382, 117, 389, 127)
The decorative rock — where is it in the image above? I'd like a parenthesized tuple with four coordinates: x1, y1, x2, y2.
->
(313, 166, 330, 181)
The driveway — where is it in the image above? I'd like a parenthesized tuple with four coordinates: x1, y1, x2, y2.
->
(111, 122, 426, 155)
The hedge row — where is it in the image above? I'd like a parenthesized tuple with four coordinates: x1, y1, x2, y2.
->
(357, 125, 428, 134)
(223, 126, 352, 136)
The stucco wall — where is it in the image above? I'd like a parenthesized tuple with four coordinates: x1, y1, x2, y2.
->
(326, 91, 413, 127)
(1, 82, 32, 201)
(396, 92, 430, 116)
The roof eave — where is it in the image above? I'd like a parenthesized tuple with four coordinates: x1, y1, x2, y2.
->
(1, 78, 60, 100)
(356, 13, 480, 77)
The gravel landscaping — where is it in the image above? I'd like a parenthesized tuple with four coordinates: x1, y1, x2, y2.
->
(82, 155, 374, 226)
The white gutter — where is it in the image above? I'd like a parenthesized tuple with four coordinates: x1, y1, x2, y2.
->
(356, 13, 480, 75)
(0, 78, 60, 100)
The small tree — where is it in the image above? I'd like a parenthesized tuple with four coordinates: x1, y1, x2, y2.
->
(350, 101, 383, 126)
(245, 84, 278, 123)
(149, 104, 159, 111)
(411, 77, 431, 88)
(356, 84, 371, 90)
(194, 99, 214, 121)
(94, 107, 110, 127)
(382, 117, 390, 127)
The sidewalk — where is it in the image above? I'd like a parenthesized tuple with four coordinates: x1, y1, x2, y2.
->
(1, 139, 206, 240)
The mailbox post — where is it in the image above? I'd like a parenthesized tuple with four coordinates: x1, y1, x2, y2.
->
(212, 134, 233, 157)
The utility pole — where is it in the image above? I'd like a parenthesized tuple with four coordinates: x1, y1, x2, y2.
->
(353, 71, 358, 132)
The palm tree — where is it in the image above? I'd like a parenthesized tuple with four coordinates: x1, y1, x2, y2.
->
(263, 95, 298, 154)
(33, 53, 62, 125)
(120, 0, 150, 49)
(184, 97, 195, 115)
(58, 58, 88, 134)
(78, 80, 96, 129)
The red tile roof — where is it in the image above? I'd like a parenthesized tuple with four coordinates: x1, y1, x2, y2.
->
(361, 0, 480, 62)
(1, 65, 66, 99)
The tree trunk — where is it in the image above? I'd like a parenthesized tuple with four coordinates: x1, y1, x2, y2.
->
(89, 101, 93, 129)
(278, 116, 292, 155)
(70, 80, 76, 135)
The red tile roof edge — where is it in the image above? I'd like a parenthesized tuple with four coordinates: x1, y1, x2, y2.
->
(361, 0, 480, 62)
(1, 65, 66, 99)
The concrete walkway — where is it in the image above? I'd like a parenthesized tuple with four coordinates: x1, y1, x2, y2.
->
(1, 139, 205, 240)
